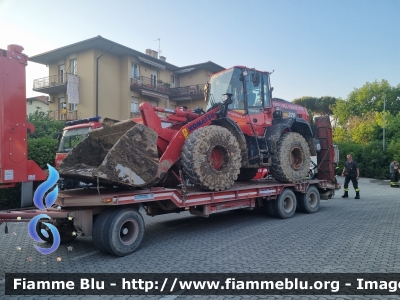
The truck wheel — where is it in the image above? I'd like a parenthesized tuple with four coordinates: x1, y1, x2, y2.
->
(237, 168, 259, 181)
(181, 125, 241, 191)
(270, 132, 311, 183)
(297, 185, 320, 213)
(102, 208, 145, 257)
(92, 209, 117, 254)
(271, 188, 297, 219)
(36, 222, 76, 244)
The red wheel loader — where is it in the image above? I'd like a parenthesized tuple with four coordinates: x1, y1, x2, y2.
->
(58, 66, 320, 192)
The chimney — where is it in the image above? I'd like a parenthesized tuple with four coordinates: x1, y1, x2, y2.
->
(159, 56, 166, 62)
(146, 49, 152, 56)
(151, 50, 158, 59)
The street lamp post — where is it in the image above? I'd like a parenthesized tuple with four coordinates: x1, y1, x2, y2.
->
(383, 95, 386, 151)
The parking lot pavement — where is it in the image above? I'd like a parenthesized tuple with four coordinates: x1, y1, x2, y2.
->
(0, 177, 400, 300)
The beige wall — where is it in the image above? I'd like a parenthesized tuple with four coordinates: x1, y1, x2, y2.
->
(26, 101, 48, 115)
(96, 51, 121, 120)
(74, 49, 96, 119)
(120, 56, 132, 120)
(39, 48, 217, 121)
(180, 69, 209, 87)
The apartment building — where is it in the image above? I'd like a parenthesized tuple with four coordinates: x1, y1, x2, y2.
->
(29, 36, 224, 121)
(26, 96, 49, 115)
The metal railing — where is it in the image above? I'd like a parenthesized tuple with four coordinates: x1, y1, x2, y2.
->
(130, 76, 170, 94)
(50, 110, 78, 121)
(130, 112, 141, 118)
(33, 73, 77, 90)
(170, 84, 205, 98)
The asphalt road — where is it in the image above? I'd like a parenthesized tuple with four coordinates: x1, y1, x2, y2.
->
(1, 177, 399, 300)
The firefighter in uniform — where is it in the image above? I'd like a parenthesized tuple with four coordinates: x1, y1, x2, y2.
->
(341, 154, 360, 199)
(390, 160, 399, 188)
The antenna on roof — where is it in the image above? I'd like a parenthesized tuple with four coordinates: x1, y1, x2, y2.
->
(155, 38, 161, 56)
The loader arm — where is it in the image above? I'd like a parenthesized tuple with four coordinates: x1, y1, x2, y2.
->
(58, 103, 222, 189)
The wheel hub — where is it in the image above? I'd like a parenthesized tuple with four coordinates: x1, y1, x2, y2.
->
(290, 147, 304, 170)
(283, 196, 294, 212)
(119, 219, 139, 245)
(209, 145, 229, 171)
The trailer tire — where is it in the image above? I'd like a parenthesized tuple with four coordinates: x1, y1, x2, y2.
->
(237, 168, 259, 181)
(92, 209, 117, 254)
(102, 208, 145, 257)
(36, 222, 76, 244)
(270, 132, 311, 183)
(297, 185, 320, 213)
(271, 188, 297, 219)
(181, 125, 241, 191)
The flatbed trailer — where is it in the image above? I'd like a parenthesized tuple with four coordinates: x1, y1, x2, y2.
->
(0, 178, 337, 256)
(0, 116, 339, 256)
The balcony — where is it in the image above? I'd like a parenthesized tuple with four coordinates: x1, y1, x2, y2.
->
(50, 110, 78, 121)
(169, 84, 205, 101)
(130, 77, 170, 100)
(33, 73, 78, 94)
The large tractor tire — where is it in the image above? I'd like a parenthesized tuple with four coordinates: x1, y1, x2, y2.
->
(237, 168, 259, 181)
(181, 125, 241, 191)
(270, 132, 311, 183)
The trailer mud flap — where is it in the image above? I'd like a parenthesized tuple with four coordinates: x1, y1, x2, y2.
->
(58, 120, 160, 188)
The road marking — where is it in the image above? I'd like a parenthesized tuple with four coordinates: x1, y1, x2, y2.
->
(71, 251, 98, 261)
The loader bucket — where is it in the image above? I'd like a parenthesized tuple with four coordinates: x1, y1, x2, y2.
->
(58, 120, 160, 188)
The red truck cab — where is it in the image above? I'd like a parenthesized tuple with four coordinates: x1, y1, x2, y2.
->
(55, 117, 102, 167)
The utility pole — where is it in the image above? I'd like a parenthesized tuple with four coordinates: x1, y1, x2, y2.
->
(383, 95, 386, 151)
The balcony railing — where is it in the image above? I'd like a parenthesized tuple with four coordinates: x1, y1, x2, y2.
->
(50, 110, 78, 121)
(130, 112, 141, 118)
(130, 76, 170, 95)
(33, 73, 77, 90)
(170, 84, 205, 98)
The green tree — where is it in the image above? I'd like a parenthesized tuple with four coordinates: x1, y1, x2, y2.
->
(332, 80, 400, 126)
(27, 107, 65, 139)
(293, 96, 338, 116)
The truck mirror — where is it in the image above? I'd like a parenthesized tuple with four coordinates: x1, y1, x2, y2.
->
(53, 133, 61, 139)
(270, 87, 274, 98)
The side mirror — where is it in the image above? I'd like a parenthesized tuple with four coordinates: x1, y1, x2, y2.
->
(53, 132, 61, 140)
(270, 87, 274, 98)
(222, 93, 233, 105)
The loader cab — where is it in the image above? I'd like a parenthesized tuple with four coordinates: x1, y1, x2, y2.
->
(206, 67, 272, 114)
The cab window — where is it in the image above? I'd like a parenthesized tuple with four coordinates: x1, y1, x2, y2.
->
(246, 72, 262, 107)
(262, 74, 271, 107)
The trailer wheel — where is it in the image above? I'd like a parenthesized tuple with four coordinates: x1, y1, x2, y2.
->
(237, 168, 259, 181)
(270, 132, 311, 183)
(297, 185, 320, 213)
(36, 222, 76, 244)
(181, 125, 241, 191)
(92, 209, 117, 254)
(271, 188, 297, 219)
(102, 208, 145, 257)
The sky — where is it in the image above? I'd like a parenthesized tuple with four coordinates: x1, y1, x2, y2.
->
(1, 0, 399, 101)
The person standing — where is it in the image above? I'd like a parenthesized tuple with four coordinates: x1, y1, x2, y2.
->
(341, 154, 360, 199)
(390, 160, 399, 188)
